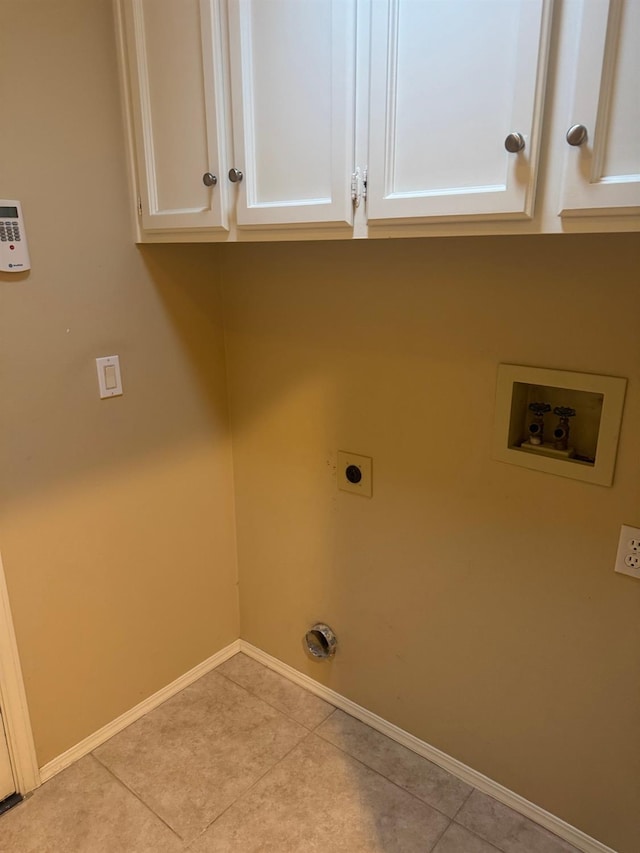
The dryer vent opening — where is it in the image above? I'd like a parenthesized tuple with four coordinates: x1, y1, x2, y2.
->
(304, 623, 337, 660)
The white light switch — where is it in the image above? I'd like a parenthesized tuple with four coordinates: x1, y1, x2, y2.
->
(104, 365, 118, 390)
(96, 355, 123, 398)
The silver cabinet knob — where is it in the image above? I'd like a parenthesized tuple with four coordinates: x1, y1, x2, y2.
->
(504, 132, 526, 153)
(228, 168, 243, 183)
(566, 124, 588, 146)
(202, 172, 217, 187)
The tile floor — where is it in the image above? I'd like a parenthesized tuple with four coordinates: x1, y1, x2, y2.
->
(0, 653, 582, 853)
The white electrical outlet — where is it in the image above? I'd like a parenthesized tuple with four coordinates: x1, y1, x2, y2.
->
(614, 524, 640, 580)
(337, 451, 372, 497)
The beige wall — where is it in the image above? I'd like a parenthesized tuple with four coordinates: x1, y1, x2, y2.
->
(0, 1, 238, 765)
(3, 2, 640, 851)
(221, 235, 640, 853)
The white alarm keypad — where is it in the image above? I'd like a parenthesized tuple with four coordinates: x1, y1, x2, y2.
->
(0, 200, 31, 272)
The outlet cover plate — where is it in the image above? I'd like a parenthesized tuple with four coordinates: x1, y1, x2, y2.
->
(614, 524, 640, 580)
(337, 451, 372, 497)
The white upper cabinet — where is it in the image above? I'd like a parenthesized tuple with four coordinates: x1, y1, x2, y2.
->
(367, 0, 552, 221)
(115, 0, 639, 239)
(122, 0, 228, 231)
(227, 0, 356, 227)
(559, 0, 640, 217)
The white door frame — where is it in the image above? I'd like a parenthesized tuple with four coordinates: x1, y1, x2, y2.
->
(0, 553, 40, 794)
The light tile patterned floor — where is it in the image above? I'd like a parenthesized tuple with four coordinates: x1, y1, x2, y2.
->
(0, 653, 581, 852)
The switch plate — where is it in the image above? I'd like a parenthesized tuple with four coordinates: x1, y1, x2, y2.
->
(614, 524, 640, 580)
(96, 355, 123, 398)
(337, 451, 372, 497)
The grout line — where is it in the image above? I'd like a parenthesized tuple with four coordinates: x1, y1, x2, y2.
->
(450, 783, 475, 821)
(213, 659, 335, 733)
(450, 821, 509, 853)
(311, 706, 338, 732)
(313, 724, 459, 824)
(429, 816, 453, 853)
(213, 666, 318, 730)
(187, 731, 316, 845)
(451, 792, 579, 853)
(89, 753, 184, 843)
(46, 650, 584, 853)
(218, 655, 466, 825)
(239, 643, 606, 853)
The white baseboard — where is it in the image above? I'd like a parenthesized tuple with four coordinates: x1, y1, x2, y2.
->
(238, 641, 617, 853)
(39, 640, 241, 783)
(37, 637, 616, 853)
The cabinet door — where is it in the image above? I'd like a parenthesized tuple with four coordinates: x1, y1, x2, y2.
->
(367, 0, 551, 222)
(122, 0, 227, 231)
(559, 0, 640, 216)
(227, 0, 356, 228)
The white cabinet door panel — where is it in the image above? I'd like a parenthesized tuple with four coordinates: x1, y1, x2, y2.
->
(123, 0, 227, 231)
(368, 0, 551, 221)
(228, 0, 356, 227)
(560, 0, 640, 216)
